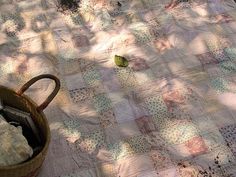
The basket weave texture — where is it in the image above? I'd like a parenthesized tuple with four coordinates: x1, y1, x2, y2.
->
(0, 74, 60, 177)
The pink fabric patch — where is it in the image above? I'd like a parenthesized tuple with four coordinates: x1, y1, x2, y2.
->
(185, 137, 208, 156)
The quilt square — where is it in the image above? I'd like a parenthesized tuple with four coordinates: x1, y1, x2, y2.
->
(196, 52, 218, 67)
(211, 145, 236, 167)
(210, 77, 229, 93)
(107, 141, 134, 160)
(219, 60, 236, 75)
(96, 163, 117, 177)
(211, 49, 230, 63)
(219, 124, 236, 156)
(103, 78, 121, 92)
(205, 65, 223, 77)
(60, 59, 81, 75)
(98, 109, 117, 128)
(224, 47, 236, 61)
(217, 163, 236, 177)
(145, 95, 170, 129)
(69, 88, 95, 103)
(126, 135, 151, 154)
(114, 67, 138, 90)
(92, 93, 112, 113)
(181, 55, 201, 69)
(135, 115, 156, 134)
(167, 143, 192, 160)
(129, 23, 152, 44)
(116, 154, 156, 177)
(78, 59, 96, 72)
(149, 150, 174, 170)
(76, 129, 106, 153)
(151, 62, 172, 78)
(82, 68, 102, 87)
(118, 121, 141, 139)
(192, 115, 218, 133)
(114, 99, 136, 123)
(72, 34, 90, 48)
(157, 167, 179, 177)
(177, 161, 212, 177)
(145, 95, 168, 118)
(129, 56, 150, 71)
(134, 68, 156, 85)
(168, 106, 192, 121)
(159, 120, 200, 145)
(201, 130, 226, 151)
(210, 109, 235, 128)
(185, 136, 208, 156)
(211, 13, 235, 24)
(60, 120, 82, 143)
(64, 73, 86, 91)
(145, 132, 169, 149)
(162, 90, 185, 109)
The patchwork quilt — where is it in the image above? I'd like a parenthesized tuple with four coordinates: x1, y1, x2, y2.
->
(1, 0, 236, 176)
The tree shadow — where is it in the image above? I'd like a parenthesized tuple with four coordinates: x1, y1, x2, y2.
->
(1, 0, 236, 177)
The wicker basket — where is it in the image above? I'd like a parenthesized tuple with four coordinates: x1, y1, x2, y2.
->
(0, 74, 60, 177)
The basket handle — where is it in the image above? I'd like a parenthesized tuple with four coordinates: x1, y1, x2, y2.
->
(17, 74, 60, 112)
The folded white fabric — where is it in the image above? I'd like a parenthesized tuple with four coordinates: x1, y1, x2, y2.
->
(0, 115, 33, 166)
(0, 114, 6, 121)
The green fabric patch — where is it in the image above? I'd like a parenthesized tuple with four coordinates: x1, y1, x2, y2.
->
(107, 135, 150, 160)
(83, 68, 101, 87)
(93, 94, 112, 113)
(76, 130, 106, 152)
(210, 77, 229, 93)
(114, 67, 137, 89)
(219, 61, 236, 75)
(224, 47, 236, 61)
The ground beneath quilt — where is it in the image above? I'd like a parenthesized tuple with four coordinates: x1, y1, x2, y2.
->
(1, 0, 236, 177)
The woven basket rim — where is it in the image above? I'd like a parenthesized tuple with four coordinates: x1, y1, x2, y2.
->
(0, 86, 51, 170)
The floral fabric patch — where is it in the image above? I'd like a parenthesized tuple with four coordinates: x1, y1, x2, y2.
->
(69, 88, 94, 103)
(149, 150, 173, 170)
(114, 67, 138, 90)
(219, 60, 236, 75)
(210, 77, 229, 93)
(82, 68, 101, 87)
(76, 130, 106, 153)
(220, 124, 236, 156)
(107, 135, 150, 160)
(185, 137, 208, 156)
(159, 120, 200, 145)
(92, 94, 112, 113)
(98, 109, 117, 128)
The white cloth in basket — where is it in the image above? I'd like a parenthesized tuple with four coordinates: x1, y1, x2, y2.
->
(0, 115, 33, 166)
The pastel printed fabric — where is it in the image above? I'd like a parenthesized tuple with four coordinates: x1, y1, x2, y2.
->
(0, 0, 236, 177)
